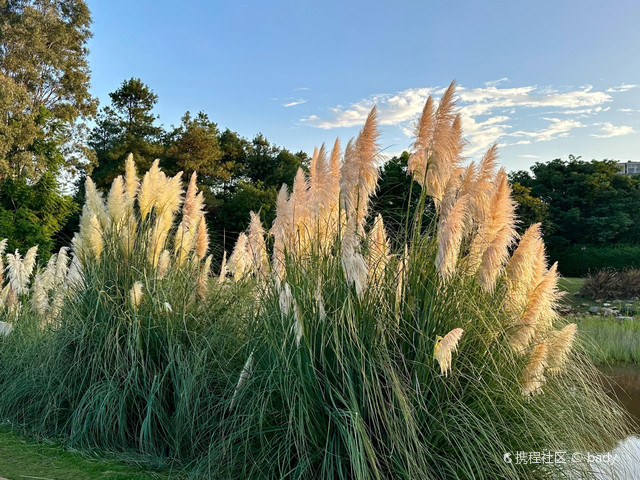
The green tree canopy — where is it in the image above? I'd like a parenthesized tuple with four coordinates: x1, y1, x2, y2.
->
(0, 0, 94, 256)
(509, 156, 640, 253)
(89, 78, 163, 189)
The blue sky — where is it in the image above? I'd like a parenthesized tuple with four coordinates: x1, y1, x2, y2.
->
(87, 0, 640, 171)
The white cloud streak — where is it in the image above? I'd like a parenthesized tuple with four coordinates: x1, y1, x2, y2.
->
(590, 122, 635, 138)
(606, 84, 638, 93)
(283, 99, 307, 107)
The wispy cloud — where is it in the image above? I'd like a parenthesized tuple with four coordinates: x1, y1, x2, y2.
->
(294, 87, 311, 91)
(606, 84, 638, 93)
(519, 154, 541, 159)
(283, 99, 307, 107)
(302, 83, 619, 156)
(590, 122, 635, 138)
(484, 77, 509, 88)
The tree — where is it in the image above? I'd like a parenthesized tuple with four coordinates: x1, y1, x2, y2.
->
(89, 78, 163, 189)
(163, 111, 233, 184)
(371, 151, 433, 247)
(0, 0, 95, 256)
(0, 0, 96, 178)
(510, 182, 549, 232)
(509, 156, 640, 254)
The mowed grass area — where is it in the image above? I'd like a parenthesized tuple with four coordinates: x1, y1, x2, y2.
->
(0, 427, 176, 480)
(559, 277, 640, 365)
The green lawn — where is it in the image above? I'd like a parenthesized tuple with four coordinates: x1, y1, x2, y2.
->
(0, 428, 176, 480)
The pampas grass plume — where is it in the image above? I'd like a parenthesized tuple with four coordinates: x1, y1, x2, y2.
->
(547, 323, 577, 375)
(521, 342, 548, 396)
(433, 327, 464, 376)
(436, 194, 469, 279)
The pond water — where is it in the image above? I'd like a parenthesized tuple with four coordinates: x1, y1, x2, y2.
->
(597, 365, 640, 479)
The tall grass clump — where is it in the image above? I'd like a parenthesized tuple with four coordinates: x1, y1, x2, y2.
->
(202, 83, 634, 479)
(0, 157, 251, 467)
(0, 83, 635, 479)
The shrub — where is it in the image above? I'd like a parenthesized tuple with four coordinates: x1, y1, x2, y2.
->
(552, 244, 640, 277)
(579, 269, 640, 300)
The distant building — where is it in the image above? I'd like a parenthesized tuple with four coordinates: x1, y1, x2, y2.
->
(617, 161, 640, 175)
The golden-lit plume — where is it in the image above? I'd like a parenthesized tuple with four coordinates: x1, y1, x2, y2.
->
(408, 95, 434, 185)
(367, 214, 390, 282)
(469, 144, 498, 224)
(439, 169, 463, 220)
(521, 342, 548, 397)
(73, 178, 108, 262)
(340, 107, 379, 233)
(271, 185, 292, 286)
(138, 160, 162, 220)
(129, 281, 143, 308)
(124, 154, 139, 203)
(228, 233, 251, 280)
(328, 138, 342, 204)
(546, 323, 577, 375)
(107, 175, 127, 229)
(510, 262, 560, 352)
(469, 168, 517, 285)
(247, 211, 268, 276)
(505, 223, 544, 316)
(426, 82, 459, 206)
(157, 250, 171, 279)
(325, 138, 343, 239)
(408, 82, 461, 208)
(436, 194, 469, 280)
(195, 216, 209, 261)
(289, 168, 310, 252)
(174, 173, 201, 266)
(433, 328, 464, 376)
(218, 251, 227, 284)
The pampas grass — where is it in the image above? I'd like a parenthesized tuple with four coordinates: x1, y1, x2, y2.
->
(0, 82, 634, 480)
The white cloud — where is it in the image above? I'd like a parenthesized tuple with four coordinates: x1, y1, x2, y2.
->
(519, 154, 541, 159)
(606, 84, 638, 93)
(294, 87, 311, 91)
(283, 99, 307, 107)
(484, 77, 509, 87)
(512, 118, 585, 142)
(301, 82, 629, 156)
(590, 122, 635, 138)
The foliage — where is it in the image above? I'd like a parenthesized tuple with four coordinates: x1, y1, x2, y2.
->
(553, 244, 640, 277)
(511, 182, 548, 233)
(371, 151, 433, 247)
(0, 0, 96, 178)
(89, 78, 163, 188)
(510, 156, 640, 257)
(0, 171, 74, 258)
